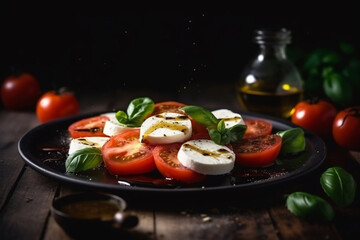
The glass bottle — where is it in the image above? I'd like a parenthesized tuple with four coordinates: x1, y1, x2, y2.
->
(236, 28, 303, 119)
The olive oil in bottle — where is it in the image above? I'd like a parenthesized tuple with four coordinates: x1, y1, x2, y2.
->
(237, 85, 302, 119)
(236, 29, 303, 119)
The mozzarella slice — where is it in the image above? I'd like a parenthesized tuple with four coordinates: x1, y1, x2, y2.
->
(68, 137, 110, 155)
(139, 112, 192, 144)
(177, 139, 235, 175)
(101, 113, 139, 137)
(211, 109, 245, 128)
(103, 119, 139, 137)
(101, 112, 118, 122)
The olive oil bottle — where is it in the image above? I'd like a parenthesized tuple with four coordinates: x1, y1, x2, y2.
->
(236, 29, 303, 119)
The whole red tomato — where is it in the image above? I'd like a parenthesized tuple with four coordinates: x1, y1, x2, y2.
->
(36, 89, 80, 123)
(291, 99, 337, 139)
(332, 107, 360, 150)
(1, 73, 41, 110)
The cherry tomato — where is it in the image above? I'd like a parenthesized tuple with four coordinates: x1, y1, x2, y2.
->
(36, 90, 79, 123)
(243, 119, 272, 139)
(150, 101, 186, 116)
(291, 99, 337, 139)
(101, 129, 155, 175)
(232, 134, 282, 167)
(68, 115, 110, 138)
(332, 107, 360, 150)
(153, 143, 206, 183)
(1, 72, 41, 110)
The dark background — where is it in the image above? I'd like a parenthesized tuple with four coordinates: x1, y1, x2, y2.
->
(1, 3, 359, 96)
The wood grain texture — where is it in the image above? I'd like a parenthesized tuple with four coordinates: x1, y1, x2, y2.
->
(0, 111, 39, 209)
(269, 205, 338, 240)
(0, 167, 58, 240)
(155, 205, 279, 240)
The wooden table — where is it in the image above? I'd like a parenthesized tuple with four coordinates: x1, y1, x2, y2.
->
(1, 83, 359, 240)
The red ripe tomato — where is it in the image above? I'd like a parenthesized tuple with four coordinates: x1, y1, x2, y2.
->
(190, 120, 210, 140)
(151, 101, 186, 116)
(291, 99, 337, 139)
(153, 143, 206, 183)
(1, 72, 41, 110)
(101, 129, 155, 175)
(243, 119, 272, 139)
(332, 107, 360, 150)
(36, 90, 79, 123)
(232, 134, 282, 167)
(68, 115, 110, 138)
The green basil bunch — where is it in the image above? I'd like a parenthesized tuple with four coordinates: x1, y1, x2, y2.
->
(290, 42, 360, 106)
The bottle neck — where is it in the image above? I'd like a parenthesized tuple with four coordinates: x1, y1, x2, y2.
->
(259, 44, 287, 59)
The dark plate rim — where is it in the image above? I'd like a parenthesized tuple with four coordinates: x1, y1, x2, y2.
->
(18, 111, 326, 194)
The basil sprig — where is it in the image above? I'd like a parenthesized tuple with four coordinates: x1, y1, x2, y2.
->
(65, 148, 103, 172)
(276, 128, 306, 155)
(116, 97, 154, 127)
(181, 105, 246, 145)
(286, 192, 335, 222)
(320, 167, 357, 207)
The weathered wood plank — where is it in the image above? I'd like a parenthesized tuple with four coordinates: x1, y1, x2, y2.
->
(0, 111, 39, 210)
(269, 205, 338, 240)
(0, 166, 58, 240)
(155, 204, 279, 240)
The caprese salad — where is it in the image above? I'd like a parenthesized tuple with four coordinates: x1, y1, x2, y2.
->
(65, 97, 306, 184)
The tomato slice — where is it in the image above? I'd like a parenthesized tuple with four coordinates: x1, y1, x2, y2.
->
(232, 134, 282, 167)
(190, 120, 210, 140)
(151, 101, 186, 116)
(101, 129, 155, 175)
(153, 143, 206, 183)
(243, 119, 272, 139)
(68, 115, 110, 138)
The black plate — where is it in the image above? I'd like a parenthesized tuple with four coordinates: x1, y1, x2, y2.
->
(18, 111, 326, 195)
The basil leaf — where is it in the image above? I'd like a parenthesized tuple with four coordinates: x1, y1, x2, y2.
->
(228, 124, 247, 143)
(115, 110, 129, 125)
(181, 105, 218, 128)
(320, 167, 357, 207)
(208, 128, 221, 145)
(65, 148, 103, 172)
(276, 128, 305, 155)
(116, 97, 154, 127)
(286, 192, 334, 222)
(127, 97, 154, 126)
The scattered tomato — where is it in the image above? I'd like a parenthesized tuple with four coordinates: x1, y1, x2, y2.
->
(243, 119, 272, 139)
(153, 143, 206, 183)
(36, 89, 79, 123)
(1, 72, 41, 110)
(291, 99, 337, 139)
(101, 129, 156, 175)
(68, 115, 110, 138)
(232, 134, 282, 167)
(332, 107, 360, 150)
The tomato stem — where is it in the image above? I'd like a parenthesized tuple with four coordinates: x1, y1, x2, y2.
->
(56, 87, 71, 95)
(308, 97, 320, 105)
(347, 107, 360, 117)
(340, 107, 360, 127)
